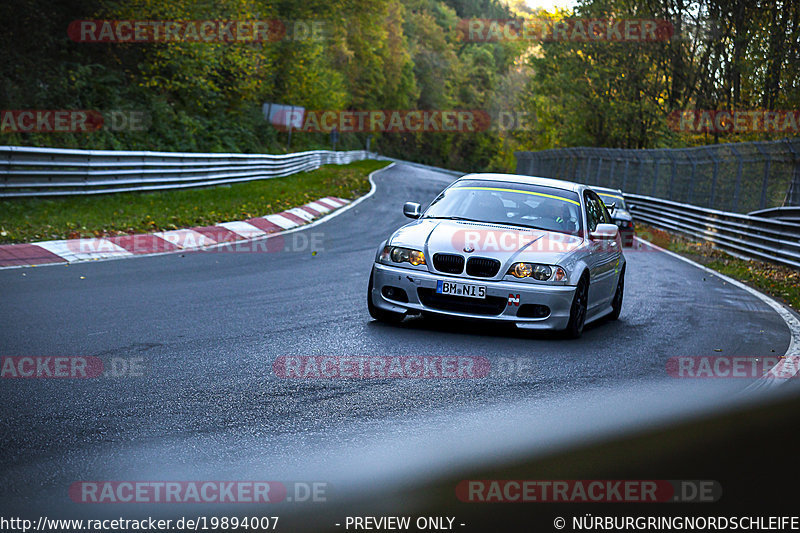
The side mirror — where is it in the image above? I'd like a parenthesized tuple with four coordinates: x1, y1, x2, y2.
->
(590, 223, 619, 240)
(604, 202, 616, 214)
(403, 202, 421, 219)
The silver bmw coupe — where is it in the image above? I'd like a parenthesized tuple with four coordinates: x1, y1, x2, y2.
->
(367, 173, 626, 338)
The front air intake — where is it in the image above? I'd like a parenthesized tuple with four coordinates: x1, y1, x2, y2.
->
(433, 253, 465, 274)
(466, 257, 501, 277)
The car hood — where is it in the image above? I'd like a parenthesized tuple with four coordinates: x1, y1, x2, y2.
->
(389, 219, 584, 275)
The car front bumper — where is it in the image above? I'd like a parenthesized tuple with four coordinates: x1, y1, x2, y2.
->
(370, 263, 577, 330)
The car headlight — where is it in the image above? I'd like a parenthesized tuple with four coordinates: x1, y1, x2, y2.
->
(616, 220, 632, 228)
(507, 263, 567, 282)
(381, 246, 426, 266)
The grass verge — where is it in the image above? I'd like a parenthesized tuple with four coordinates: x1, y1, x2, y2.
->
(636, 225, 800, 312)
(0, 160, 389, 244)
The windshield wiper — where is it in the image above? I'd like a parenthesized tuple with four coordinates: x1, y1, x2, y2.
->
(424, 216, 546, 231)
(486, 220, 578, 234)
(422, 216, 475, 221)
(494, 221, 546, 230)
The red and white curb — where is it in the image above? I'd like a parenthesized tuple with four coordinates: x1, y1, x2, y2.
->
(0, 196, 351, 268)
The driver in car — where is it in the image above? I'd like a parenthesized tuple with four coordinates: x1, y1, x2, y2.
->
(538, 200, 573, 232)
(471, 192, 507, 221)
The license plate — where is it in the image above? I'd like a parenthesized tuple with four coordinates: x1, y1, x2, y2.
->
(436, 280, 486, 299)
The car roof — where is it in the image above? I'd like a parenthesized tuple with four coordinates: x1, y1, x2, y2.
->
(457, 173, 586, 193)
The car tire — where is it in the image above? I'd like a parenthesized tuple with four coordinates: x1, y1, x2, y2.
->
(367, 271, 405, 324)
(564, 274, 589, 339)
(609, 267, 625, 320)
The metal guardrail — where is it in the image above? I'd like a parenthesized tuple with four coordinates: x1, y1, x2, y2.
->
(625, 193, 800, 269)
(749, 206, 800, 223)
(0, 146, 375, 197)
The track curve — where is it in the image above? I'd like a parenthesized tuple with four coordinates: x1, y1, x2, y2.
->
(0, 163, 792, 517)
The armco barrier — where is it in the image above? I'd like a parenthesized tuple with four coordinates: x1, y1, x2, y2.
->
(0, 146, 374, 197)
(625, 193, 800, 269)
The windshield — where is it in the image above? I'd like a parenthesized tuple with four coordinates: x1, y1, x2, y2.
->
(597, 192, 627, 210)
(423, 180, 583, 235)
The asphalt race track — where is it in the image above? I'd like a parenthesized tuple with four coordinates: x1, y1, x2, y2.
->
(0, 163, 793, 526)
